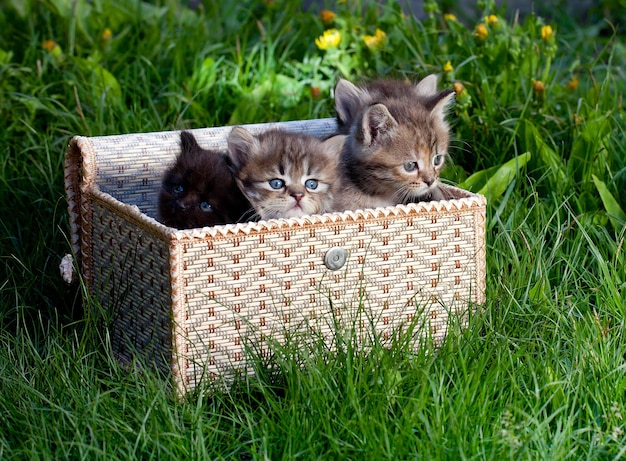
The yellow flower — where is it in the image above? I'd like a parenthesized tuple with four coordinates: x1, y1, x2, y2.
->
(485, 15, 498, 26)
(573, 113, 582, 126)
(444, 13, 457, 22)
(453, 82, 465, 95)
(565, 75, 579, 91)
(443, 61, 453, 73)
(474, 23, 488, 40)
(101, 28, 113, 41)
(320, 10, 336, 24)
(533, 79, 545, 94)
(309, 86, 322, 99)
(363, 28, 387, 49)
(42, 39, 58, 52)
(541, 25, 553, 41)
(315, 29, 341, 50)
(42, 39, 62, 58)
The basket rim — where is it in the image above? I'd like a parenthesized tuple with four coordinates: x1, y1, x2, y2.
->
(87, 183, 486, 241)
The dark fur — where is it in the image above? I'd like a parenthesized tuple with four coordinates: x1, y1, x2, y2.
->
(158, 131, 252, 229)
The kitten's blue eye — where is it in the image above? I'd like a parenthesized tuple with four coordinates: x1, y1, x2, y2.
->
(173, 185, 184, 194)
(199, 201, 213, 213)
(269, 179, 284, 189)
(404, 162, 417, 172)
(432, 155, 444, 167)
(304, 179, 318, 190)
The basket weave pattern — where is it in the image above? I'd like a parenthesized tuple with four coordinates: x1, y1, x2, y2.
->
(65, 118, 486, 393)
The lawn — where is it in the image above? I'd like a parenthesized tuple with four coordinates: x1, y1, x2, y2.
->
(1, 0, 625, 459)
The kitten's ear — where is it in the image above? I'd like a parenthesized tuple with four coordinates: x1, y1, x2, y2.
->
(414, 74, 439, 97)
(425, 89, 455, 123)
(334, 79, 367, 127)
(227, 126, 257, 172)
(179, 130, 200, 154)
(359, 103, 398, 147)
(321, 135, 346, 157)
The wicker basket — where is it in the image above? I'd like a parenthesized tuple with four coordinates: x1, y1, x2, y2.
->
(64, 118, 486, 393)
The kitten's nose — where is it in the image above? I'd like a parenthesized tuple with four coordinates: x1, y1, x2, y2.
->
(291, 192, 304, 203)
(424, 176, 435, 187)
(176, 201, 188, 211)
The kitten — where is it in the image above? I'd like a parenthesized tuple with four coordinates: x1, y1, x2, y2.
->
(226, 127, 344, 220)
(158, 131, 252, 229)
(332, 75, 455, 210)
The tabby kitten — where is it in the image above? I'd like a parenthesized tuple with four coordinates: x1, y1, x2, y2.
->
(158, 131, 252, 229)
(226, 127, 344, 220)
(332, 75, 455, 211)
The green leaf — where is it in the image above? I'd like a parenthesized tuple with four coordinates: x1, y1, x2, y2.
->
(592, 174, 626, 232)
(459, 165, 500, 192)
(7, 0, 29, 17)
(568, 114, 612, 184)
(228, 74, 305, 124)
(0, 48, 12, 64)
(75, 58, 123, 108)
(228, 80, 273, 125)
(47, 0, 93, 38)
(188, 57, 218, 94)
(439, 165, 467, 184)
(477, 152, 531, 201)
(273, 74, 303, 108)
(519, 120, 567, 184)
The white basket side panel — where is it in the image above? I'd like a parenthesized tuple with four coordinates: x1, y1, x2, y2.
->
(177, 209, 482, 387)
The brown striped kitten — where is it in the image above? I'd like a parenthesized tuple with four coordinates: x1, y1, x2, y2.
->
(332, 75, 455, 211)
(226, 127, 344, 220)
(158, 131, 252, 229)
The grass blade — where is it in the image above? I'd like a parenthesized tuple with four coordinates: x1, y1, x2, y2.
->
(592, 174, 626, 231)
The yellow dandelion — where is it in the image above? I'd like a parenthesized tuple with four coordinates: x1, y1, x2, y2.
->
(363, 28, 387, 49)
(42, 39, 57, 52)
(474, 23, 488, 39)
(320, 10, 336, 24)
(444, 13, 457, 22)
(541, 25, 553, 41)
(533, 79, 545, 94)
(565, 75, 579, 91)
(101, 28, 113, 41)
(42, 39, 62, 57)
(453, 82, 465, 95)
(443, 61, 453, 73)
(573, 113, 582, 126)
(485, 15, 498, 26)
(309, 86, 322, 99)
(315, 29, 341, 50)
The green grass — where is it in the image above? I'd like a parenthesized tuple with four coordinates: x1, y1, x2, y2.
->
(1, 0, 625, 458)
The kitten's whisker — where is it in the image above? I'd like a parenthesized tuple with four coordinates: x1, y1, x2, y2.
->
(393, 184, 415, 205)
(239, 208, 260, 222)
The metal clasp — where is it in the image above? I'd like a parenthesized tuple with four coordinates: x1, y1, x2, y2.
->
(324, 247, 347, 271)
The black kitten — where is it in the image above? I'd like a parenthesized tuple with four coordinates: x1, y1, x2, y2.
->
(158, 131, 252, 229)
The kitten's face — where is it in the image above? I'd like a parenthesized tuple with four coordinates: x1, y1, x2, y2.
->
(227, 128, 343, 220)
(158, 131, 252, 229)
(336, 76, 454, 203)
(345, 102, 450, 202)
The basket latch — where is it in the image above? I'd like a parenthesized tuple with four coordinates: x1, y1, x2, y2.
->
(324, 247, 347, 271)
